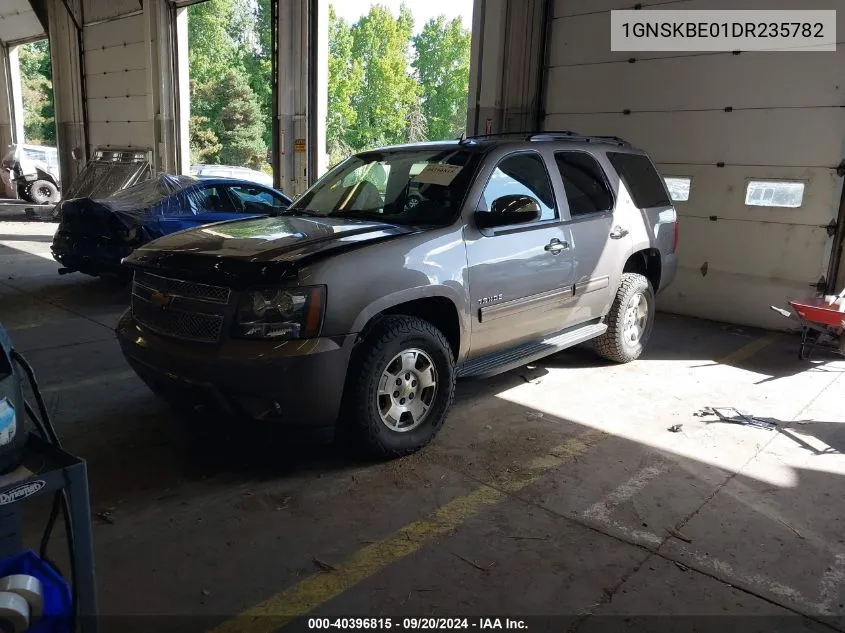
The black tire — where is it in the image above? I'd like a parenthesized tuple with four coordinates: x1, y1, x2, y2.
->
(28, 180, 60, 205)
(594, 272, 655, 364)
(344, 315, 455, 459)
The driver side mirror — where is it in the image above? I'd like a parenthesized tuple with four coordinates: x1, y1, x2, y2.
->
(475, 194, 542, 229)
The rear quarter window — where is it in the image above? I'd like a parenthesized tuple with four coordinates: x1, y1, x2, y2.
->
(607, 152, 671, 208)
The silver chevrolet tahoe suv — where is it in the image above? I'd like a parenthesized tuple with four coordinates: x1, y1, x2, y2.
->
(116, 133, 679, 458)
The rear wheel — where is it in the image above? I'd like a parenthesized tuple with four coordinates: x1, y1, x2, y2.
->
(344, 315, 455, 459)
(28, 180, 60, 204)
(594, 273, 655, 363)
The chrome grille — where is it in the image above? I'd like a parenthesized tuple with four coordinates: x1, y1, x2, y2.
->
(134, 271, 231, 305)
(131, 298, 224, 343)
(131, 271, 230, 343)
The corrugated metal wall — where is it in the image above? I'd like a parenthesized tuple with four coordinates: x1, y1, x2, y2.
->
(543, 0, 845, 330)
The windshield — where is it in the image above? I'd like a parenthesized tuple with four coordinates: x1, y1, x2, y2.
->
(290, 148, 480, 225)
(105, 174, 196, 207)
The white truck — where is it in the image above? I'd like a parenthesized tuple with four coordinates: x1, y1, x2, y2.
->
(0, 143, 61, 204)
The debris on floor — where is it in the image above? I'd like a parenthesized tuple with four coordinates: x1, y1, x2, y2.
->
(95, 510, 115, 525)
(695, 407, 777, 430)
(313, 557, 338, 572)
(453, 552, 491, 573)
(665, 527, 692, 543)
(668, 424, 683, 433)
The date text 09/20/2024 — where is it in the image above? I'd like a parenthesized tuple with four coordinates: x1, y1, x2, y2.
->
(307, 618, 528, 630)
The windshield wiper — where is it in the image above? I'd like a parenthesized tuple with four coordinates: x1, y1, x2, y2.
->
(281, 209, 323, 217)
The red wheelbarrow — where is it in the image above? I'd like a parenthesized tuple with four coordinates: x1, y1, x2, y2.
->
(771, 294, 845, 360)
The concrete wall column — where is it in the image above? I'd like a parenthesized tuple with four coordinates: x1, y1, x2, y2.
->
(0, 45, 15, 157)
(144, 0, 179, 175)
(466, 0, 549, 135)
(276, 0, 328, 196)
(175, 7, 190, 175)
(47, 0, 87, 188)
(7, 47, 23, 144)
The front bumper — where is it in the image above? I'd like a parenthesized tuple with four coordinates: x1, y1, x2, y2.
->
(117, 310, 356, 427)
(51, 232, 132, 276)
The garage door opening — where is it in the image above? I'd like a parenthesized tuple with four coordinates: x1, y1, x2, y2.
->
(4, 38, 61, 204)
(186, 0, 273, 187)
(326, 0, 474, 167)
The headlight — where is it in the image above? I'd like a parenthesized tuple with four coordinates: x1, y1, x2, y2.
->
(233, 285, 326, 340)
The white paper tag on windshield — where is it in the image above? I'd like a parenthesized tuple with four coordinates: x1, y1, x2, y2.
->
(414, 164, 463, 186)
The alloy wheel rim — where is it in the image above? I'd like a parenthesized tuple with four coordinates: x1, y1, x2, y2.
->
(623, 292, 648, 345)
(377, 348, 438, 432)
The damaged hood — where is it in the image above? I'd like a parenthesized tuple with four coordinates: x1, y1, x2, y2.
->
(123, 214, 423, 285)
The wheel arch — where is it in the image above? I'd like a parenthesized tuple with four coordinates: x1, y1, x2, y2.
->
(351, 288, 467, 362)
(623, 248, 662, 293)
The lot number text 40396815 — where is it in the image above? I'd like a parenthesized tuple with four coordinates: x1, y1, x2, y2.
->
(307, 618, 529, 630)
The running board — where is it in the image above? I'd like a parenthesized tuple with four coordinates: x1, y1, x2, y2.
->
(456, 322, 607, 379)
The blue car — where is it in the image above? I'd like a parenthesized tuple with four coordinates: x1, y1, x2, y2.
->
(51, 174, 291, 278)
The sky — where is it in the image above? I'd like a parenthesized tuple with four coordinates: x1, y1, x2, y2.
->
(330, 0, 474, 34)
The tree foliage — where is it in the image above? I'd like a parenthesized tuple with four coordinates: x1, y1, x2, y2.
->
(16, 1, 473, 173)
(413, 16, 472, 142)
(18, 40, 55, 145)
(327, 4, 471, 166)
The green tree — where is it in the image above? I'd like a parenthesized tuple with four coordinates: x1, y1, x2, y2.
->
(188, 0, 270, 169)
(195, 70, 267, 168)
(327, 6, 361, 165)
(343, 4, 419, 150)
(412, 16, 471, 141)
(189, 114, 222, 164)
(18, 40, 55, 145)
(187, 0, 242, 88)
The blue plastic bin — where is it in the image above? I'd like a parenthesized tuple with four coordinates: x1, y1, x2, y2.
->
(0, 550, 72, 633)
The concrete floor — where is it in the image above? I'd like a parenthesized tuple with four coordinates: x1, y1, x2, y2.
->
(2, 219, 845, 632)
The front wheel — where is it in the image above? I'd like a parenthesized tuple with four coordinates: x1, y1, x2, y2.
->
(594, 273, 655, 363)
(344, 315, 455, 459)
(28, 180, 60, 204)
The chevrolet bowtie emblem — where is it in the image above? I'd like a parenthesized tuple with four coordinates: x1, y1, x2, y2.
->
(149, 291, 172, 308)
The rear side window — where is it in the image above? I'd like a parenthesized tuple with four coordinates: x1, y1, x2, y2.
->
(553, 152, 614, 217)
(607, 152, 671, 208)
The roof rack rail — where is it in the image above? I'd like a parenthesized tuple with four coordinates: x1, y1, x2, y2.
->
(528, 132, 631, 147)
(463, 132, 535, 141)
(461, 130, 632, 147)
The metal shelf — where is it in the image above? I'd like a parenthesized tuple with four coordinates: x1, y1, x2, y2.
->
(0, 433, 98, 633)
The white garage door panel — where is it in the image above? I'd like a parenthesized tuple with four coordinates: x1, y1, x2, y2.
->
(660, 165, 839, 226)
(554, 0, 682, 18)
(543, 0, 845, 330)
(544, 110, 845, 167)
(548, 0, 845, 67)
(88, 122, 149, 149)
(0, 11, 44, 45)
(546, 52, 845, 113)
(676, 217, 828, 282)
(83, 0, 142, 25)
(660, 268, 812, 331)
(83, 14, 145, 51)
(84, 43, 147, 74)
(85, 70, 147, 99)
(86, 96, 148, 123)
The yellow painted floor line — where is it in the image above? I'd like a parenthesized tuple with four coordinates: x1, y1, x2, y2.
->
(718, 333, 779, 366)
(208, 430, 607, 633)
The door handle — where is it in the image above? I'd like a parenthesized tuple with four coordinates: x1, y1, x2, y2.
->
(545, 238, 570, 255)
(610, 226, 629, 239)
